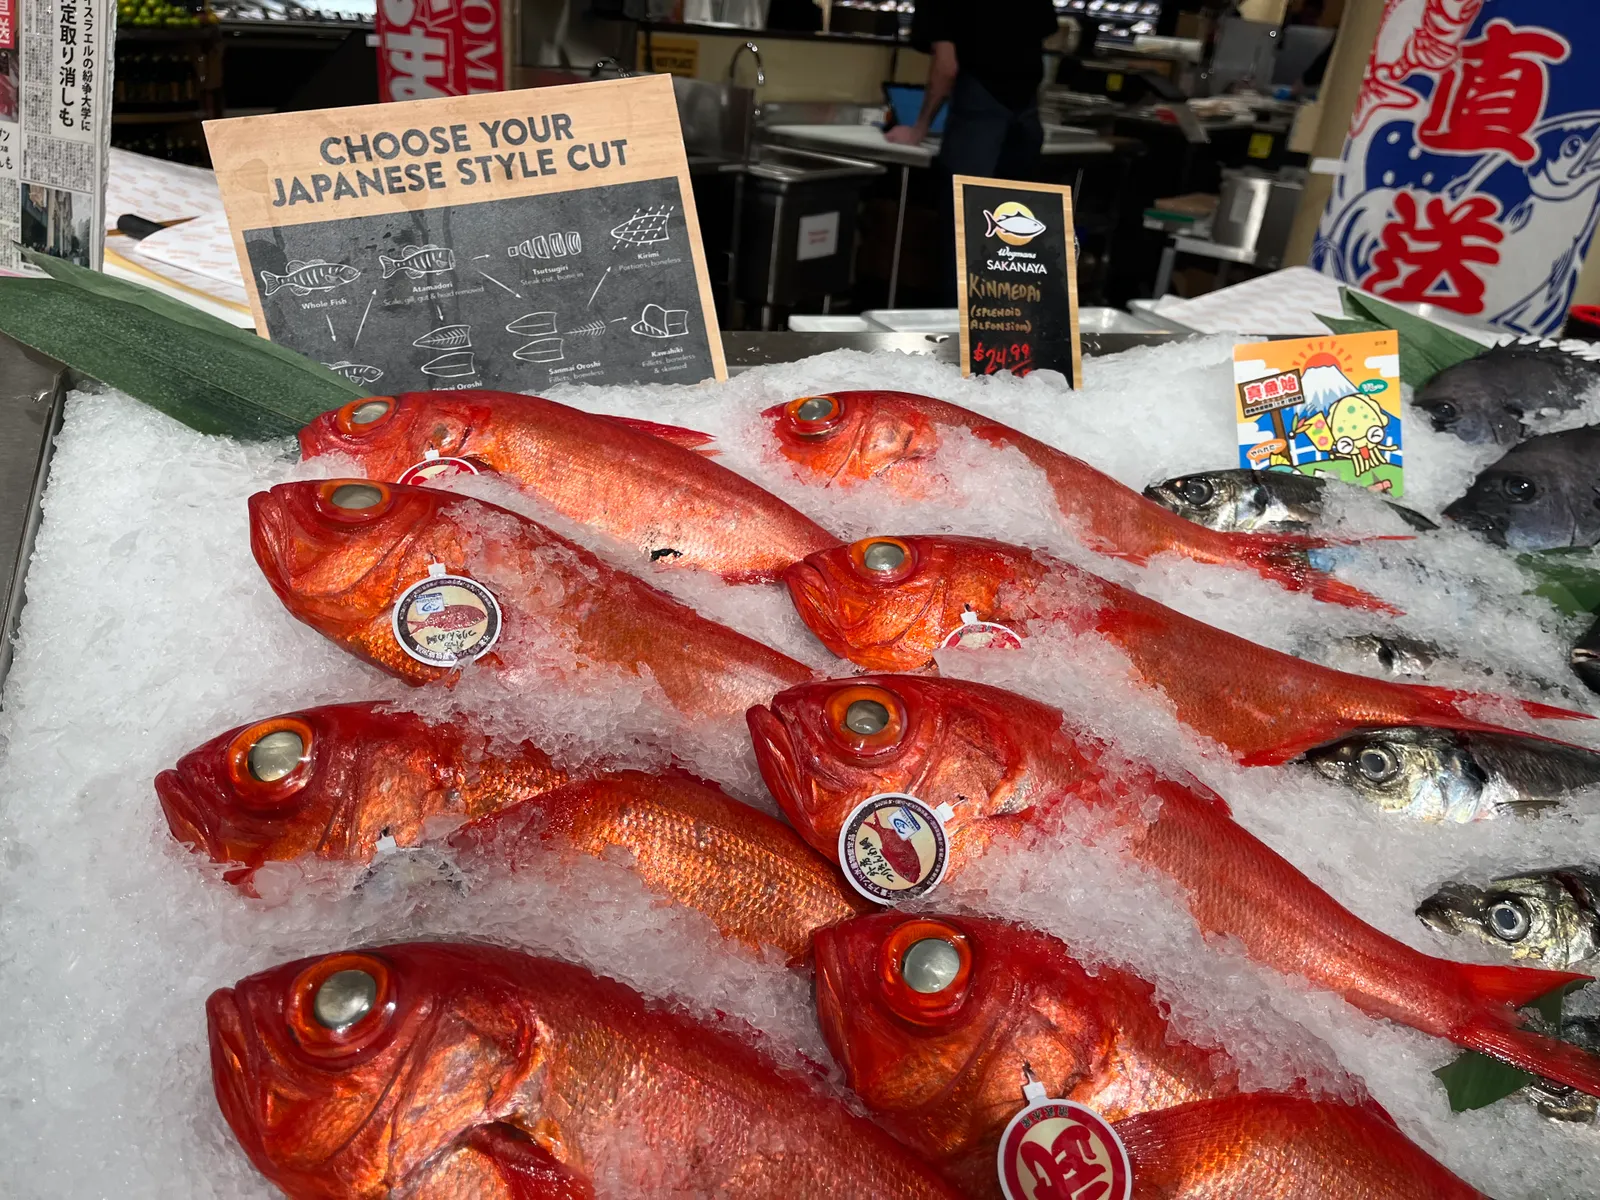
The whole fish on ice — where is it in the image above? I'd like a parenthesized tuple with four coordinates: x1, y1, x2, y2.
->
(1143, 468, 1435, 534)
(379, 243, 456, 280)
(260, 260, 359, 297)
(746, 672, 1600, 1098)
(781, 532, 1593, 766)
(764, 390, 1394, 610)
(247, 480, 816, 718)
(982, 209, 1046, 240)
(1444, 424, 1600, 549)
(300, 391, 841, 581)
(207, 942, 965, 1198)
(1419, 867, 1600, 971)
(1415, 339, 1600, 446)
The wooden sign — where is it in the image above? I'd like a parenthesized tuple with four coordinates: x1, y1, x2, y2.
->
(204, 74, 727, 391)
(954, 175, 1082, 387)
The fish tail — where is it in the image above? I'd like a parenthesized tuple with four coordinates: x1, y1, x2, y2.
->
(379, 255, 398, 279)
(261, 272, 283, 296)
(983, 210, 998, 237)
(604, 415, 718, 455)
(1400, 684, 1595, 725)
(1229, 533, 1400, 613)
(1450, 962, 1600, 1097)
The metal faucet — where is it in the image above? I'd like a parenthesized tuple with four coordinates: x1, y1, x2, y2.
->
(727, 41, 765, 89)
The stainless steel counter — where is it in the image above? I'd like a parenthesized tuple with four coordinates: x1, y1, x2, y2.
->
(721, 329, 1192, 372)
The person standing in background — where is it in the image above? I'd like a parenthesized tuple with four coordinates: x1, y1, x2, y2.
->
(886, 0, 1063, 299)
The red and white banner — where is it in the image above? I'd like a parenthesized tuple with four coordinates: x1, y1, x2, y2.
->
(376, 0, 508, 103)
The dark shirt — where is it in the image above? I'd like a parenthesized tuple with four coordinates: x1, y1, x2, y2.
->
(910, 0, 1059, 113)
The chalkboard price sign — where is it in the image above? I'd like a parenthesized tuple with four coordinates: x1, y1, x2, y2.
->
(954, 175, 1082, 388)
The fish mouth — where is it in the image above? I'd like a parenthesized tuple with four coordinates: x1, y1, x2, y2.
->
(247, 490, 296, 599)
(1441, 498, 1508, 545)
(1415, 884, 1473, 936)
(207, 987, 265, 1162)
(747, 705, 827, 851)
(809, 927, 854, 1078)
(782, 562, 848, 652)
(155, 768, 221, 858)
(295, 411, 346, 461)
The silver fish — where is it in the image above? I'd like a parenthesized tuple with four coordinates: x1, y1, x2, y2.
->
(1314, 633, 1577, 702)
(1443, 424, 1600, 549)
(1415, 337, 1600, 446)
(1143, 468, 1435, 534)
(1417, 866, 1600, 969)
(1574, 614, 1600, 695)
(322, 360, 384, 385)
(380, 244, 456, 280)
(1526, 1016, 1600, 1123)
(413, 324, 472, 350)
(1303, 726, 1600, 821)
(260, 260, 359, 297)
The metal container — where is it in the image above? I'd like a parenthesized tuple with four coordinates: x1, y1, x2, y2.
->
(673, 77, 757, 162)
(1210, 169, 1303, 270)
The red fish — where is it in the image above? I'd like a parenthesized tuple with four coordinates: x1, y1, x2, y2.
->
(409, 603, 488, 632)
(763, 389, 1392, 609)
(248, 480, 816, 721)
(156, 701, 573, 888)
(814, 913, 1486, 1200)
(300, 391, 840, 581)
(747, 673, 1600, 1098)
(783, 533, 1589, 764)
(208, 942, 966, 1198)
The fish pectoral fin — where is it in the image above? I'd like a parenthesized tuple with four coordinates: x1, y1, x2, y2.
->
(290, 285, 312, 296)
(604, 414, 719, 455)
(410, 1124, 593, 1200)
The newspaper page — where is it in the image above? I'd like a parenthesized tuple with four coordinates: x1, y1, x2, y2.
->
(0, 0, 113, 270)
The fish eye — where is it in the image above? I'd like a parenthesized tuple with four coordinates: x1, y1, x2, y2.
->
(1175, 477, 1214, 506)
(330, 483, 385, 510)
(248, 730, 305, 782)
(334, 397, 394, 434)
(1502, 476, 1537, 503)
(1487, 898, 1532, 942)
(785, 394, 843, 435)
(1357, 744, 1400, 782)
(862, 541, 907, 572)
(1421, 400, 1458, 424)
(313, 969, 378, 1030)
(849, 537, 916, 584)
(900, 938, 962, 994)
(825, 685, 906, 754)
(844, 699, 891, 736)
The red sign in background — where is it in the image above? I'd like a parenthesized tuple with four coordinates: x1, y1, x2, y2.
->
(376, 0, 505, 103)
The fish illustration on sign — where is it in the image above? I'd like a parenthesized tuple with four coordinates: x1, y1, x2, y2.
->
(513, 338, 565, 363)
(260, 260, 360, 297)
(983, 205, 1047, 243)
(379, 244, 456, 280)
(632, 303, 689, 338)
(508, 232, 582, 259)
(413, 324, 472, 350)
(321, 361, 384, 385)
(568, 318, 606, 338)
(611, 207, 674, 247)
(506, 312, 558, 336)
(419, 351, 476, 379)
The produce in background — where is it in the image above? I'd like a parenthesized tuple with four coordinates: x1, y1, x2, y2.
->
(1143, 468, 1435, 534)
(1419, 868, 1600, 972)
(298, 391, 840, 581)
(207, 943, 966, 1199)
(780, 533, 1592, 769)
(747, 673, 1600, 1096)
(763, 389, 1393, 611)
(1444, 425, 1600, 550)
(116, 0, 206, 25)
(248, 480, 815, 715)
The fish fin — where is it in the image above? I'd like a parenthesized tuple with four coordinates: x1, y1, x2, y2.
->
(285, 259, 308, 270)
(260, 272, 282, 297)
(1457, 962, 1590, 1008)
(1456, 1005, 1600, 1099)
(379, 255, 398, 279)
(983, 209, 998, 237)
(605, 415, 718, 454)
(1398, 684, 1594, 724)
(434, 1124, 594, 1200)
(290, 285, 312, 297)
(1228, 532, 1401, 613)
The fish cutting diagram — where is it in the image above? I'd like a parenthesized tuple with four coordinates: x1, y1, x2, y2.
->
(508, 232, 583, 259)
(260, 260, 360, 297)
(632, 302, 690, 339)
(514, 338, 565, 364)
(414, 324, 472, 350)
(420, 351, 477, 380)
(506, 312, 558, 336)
(611, 206, 675, 248)
(322, 361, 384, 385)
(380, 244, 457, 280)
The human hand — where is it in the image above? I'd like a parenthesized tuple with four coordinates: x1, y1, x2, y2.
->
(884, 125, 925, 145)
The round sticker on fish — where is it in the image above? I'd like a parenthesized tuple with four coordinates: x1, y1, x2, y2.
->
(940, 610, 1024, 652)
(997, 1095, 1133, 1200)
(837, 793, 950, 905)
(392, 574, 501, 667)
(397, 454, 484, 486)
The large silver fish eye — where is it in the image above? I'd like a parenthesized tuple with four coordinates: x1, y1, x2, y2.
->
(329, 483, 385, 511)
(844, 699, 891, 736)
(795, 395, 837, 422)
(862, 541, 907, 572)
(901, 938, 962, 994)
(248, 730, 305, 782)
(313, 969, 378, 1031)
(1356, 744, 1400, 783)
(1175, 477, 1213, 506)
(350, 400, 391, 425)
(1488, 898, 1532, 942)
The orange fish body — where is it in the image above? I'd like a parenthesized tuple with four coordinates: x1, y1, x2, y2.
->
(156, 701, 571, 887)
(249, 480, 816, 720)
(764, 390, 1389, 609)
(1115, 1094, 1490, 1199)
(449, 770, 870, 960)
(812, 911, 1242, 1195)
(748, 674, 1600, 1097)
(300, 391, 840, 581)
(783, 534, 1588, 764)
(208, 942, 966, 1199)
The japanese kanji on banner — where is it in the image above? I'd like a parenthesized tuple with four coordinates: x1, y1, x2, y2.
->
(376, 0, 512, 104)
(1312, 1, 1600, 337)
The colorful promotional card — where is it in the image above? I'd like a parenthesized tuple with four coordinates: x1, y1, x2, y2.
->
(1233, 331, 1404, 497)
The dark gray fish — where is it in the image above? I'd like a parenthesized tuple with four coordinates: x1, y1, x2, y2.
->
(1526, 1016, 1600, 1123)
(1142, 469, 1435, 534)
(1417, 865, 1600, 969)
(1414, 338, 1600, 445)
(1574, 613, 1600, 695)
(1302, 726, 1600, 821)
(1443, 424, 1600, 549)
(1315, 633, 1446, 679)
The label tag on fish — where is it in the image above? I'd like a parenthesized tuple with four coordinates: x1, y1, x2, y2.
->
(837, 793, 952, 905)
(996, 1080, 1133, 1200)
(939, 610, 1025, 653)
(391, 570, 502, 667)
(397, 449, 486, 487)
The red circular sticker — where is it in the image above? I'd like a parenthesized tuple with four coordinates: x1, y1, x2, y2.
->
(997, 1099, 1133, 1200)
(939, 611, 1024, 652)
(397, 455, 484, 486)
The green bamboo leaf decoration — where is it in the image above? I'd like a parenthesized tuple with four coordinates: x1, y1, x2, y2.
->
(1337, 289, 1488, 389)
(1435, 984, 1582, 1113)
